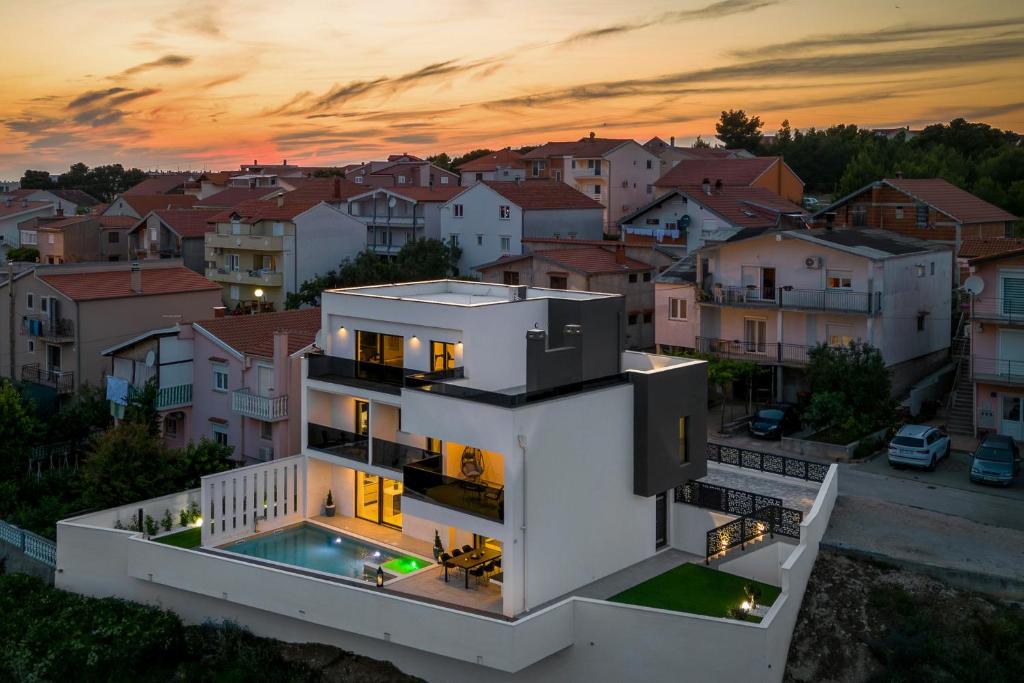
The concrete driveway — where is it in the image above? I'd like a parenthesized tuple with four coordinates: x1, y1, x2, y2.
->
(853, 449, 1024, 502)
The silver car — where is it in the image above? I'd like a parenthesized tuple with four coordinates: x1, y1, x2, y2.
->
(888, 425, 950, 470)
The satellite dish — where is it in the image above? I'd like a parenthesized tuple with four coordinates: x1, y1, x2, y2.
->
(388, 197, 397, 208)
(962, 275, 985, 296)
(144, 350, 156, 367)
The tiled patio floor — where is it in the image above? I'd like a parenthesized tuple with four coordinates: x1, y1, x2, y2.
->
(701, 462, 820, 513)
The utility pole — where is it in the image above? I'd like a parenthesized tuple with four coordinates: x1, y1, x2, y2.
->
(8, 259, 15, 380)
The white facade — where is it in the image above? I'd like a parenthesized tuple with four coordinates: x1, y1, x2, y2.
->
(1, 202, 55, 247)
(460, 167, 526, 186)
(600, 141, 660, 227)
(292, 203, 367, 290)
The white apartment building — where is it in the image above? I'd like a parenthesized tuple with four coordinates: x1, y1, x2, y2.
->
(56, 280, 841, 682)
(439, 180, 604, 274)
(657, 229, 952, 399)
(521, 134, 660, 234)
(344, 187, 461, 258)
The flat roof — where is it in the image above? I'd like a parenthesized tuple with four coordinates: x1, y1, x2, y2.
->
(327, 279, 618, 306)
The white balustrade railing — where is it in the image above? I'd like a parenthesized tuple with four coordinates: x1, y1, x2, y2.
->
(200, 454, 305, 546)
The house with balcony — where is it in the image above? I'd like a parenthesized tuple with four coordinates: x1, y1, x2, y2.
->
(102, 193, 197, 219)
(618, 184, 806, 252)
(17, 214, 105, 264)
(102, 327, 195, 445)
(456, 148, 526, 185)
(654, 156, 805, 207)
(128, 208, 222, 274)
(663, 228, 952, 400)
(205, 196, 366, 311)
(56, 278, 844, 682)
(439, 179, 604, 275)
(812, 177, 1017, 253)
(958, 242, 1024, 440)
(0, 260, 222, 401)
(474, 245, 657, 348)
(521, 133, 660, 234)
(344, 186, 461, 258)
(642, 137, 752, 175)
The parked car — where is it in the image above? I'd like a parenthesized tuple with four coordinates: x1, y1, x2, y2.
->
(969, 434, 1021, 486)
(748, 404, 801, 439)
(801, 196, 820, 210)
(887, 425, 950, 470)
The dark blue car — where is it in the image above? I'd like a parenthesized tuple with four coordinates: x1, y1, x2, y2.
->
(970, 435, 1020, 486)
(748, 404, 801, 440)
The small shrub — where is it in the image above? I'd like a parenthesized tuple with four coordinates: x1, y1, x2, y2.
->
(144, 514, 158, 537)
(187, 501, 201, 525)
(161, 509, 173, 532)
(854, 436, 885, 460)
(729, 606, 749, 621)
(179, 508, 189, 528)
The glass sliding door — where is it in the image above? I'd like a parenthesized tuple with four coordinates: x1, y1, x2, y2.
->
(356, 331, 404, 367)
(354, 472, 403, 529)
(354, 399, 369, 436)
(381, 479, 403, 528)
(430, 341, 455, 372)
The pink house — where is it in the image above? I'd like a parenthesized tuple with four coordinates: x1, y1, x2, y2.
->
(105, 308, 320, 462)
(961, 242, 1024, 441)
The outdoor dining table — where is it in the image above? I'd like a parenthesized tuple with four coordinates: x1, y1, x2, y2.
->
(443, 547, 502, 589)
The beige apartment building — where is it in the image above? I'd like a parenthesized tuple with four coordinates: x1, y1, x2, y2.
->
(0, 260, 222, 399)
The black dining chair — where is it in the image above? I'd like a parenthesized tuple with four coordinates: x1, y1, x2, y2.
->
(452, 548, 463, 557)
(438, 553, 452, 581)
(469, 566, 485, 588)
(494, 558, 501, 569)
(483, 561, 496, 578)
(461, 544, 473, 554)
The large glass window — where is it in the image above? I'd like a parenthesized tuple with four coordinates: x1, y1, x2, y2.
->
(355, 399, 369, 436)
(355, 472, 403, 529)
(431, 341, 455, 372)
(356, 331, 404, 367)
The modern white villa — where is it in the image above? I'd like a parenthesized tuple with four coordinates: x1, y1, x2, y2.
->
(56, 280, 838, 682)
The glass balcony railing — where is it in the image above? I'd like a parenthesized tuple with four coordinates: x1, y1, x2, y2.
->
(307, 355, 406, 393)
(307, 423, 369, 463)
(403, 455, 504, 523)
(372, 437, 435, 472)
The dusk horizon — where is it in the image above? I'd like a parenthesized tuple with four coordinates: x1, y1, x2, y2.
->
(2, 0, 1023, 177)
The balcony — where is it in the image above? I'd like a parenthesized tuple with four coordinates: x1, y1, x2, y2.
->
(306, 355, 407, 394)
(231, 388, 288, 421)
(403, 455, 504, 523)
(972, 297, 1024, 326)
(205, 268, 284, 288)
(21, 364, 73, 394)
(696, 337, 812, 365)
(372, 437, 435, 472)
(703, 285, 881, 314)
(307, 423, 369, 463)
(23, 316, 74, 341)
(205, 232, 283, 252)
(126, 383, 193, 409)
(971, 357, 1024, 386)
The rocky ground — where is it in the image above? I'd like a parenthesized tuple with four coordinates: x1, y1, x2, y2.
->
(785, 550, 1024, 683)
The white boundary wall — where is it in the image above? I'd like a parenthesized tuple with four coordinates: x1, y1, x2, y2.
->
(56, 465, 838, 682)
(201, 455, 305, 545)
(64, 488, 201, 531)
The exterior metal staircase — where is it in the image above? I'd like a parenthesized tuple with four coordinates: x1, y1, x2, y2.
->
(946, 314, 974, 436)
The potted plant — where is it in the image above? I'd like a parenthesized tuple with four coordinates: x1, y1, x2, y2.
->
(432, 529, 444, 562)
(324, 490, 336, 517)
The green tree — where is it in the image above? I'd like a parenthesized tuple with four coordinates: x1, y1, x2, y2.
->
(124, 378, 160, 436)
(715, 109, 763, 152)
(448, 148, 494, 170)
(692, 135, 711, 149)
(805, 341, 894, 438)
(175, 437, 234, 489)
(18, 170, 53, 189)
(6, 246, 39, 262)
(81, 422, 174, 509)
(394, 237, 461, 280)
(426, 152, 453, 171)
(45, 385, 111, 444)
(0, 381, 40, 478)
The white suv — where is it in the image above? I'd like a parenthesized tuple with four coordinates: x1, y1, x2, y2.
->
(888, 425, 951, 470)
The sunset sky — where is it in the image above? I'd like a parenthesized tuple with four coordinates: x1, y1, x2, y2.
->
(1, 0, 1023, 178)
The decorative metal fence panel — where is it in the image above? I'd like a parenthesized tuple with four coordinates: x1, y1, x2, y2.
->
(0, 519, 57, 568)
(703, 504, 803, 562)
(706, 441, 829, 483)
(674, 480, 782, 518)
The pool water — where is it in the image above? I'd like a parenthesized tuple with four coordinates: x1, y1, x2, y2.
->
(223, 522, 426, 581)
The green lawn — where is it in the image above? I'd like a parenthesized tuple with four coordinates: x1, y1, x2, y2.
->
(153, 526, 202, 549)
(608, 563, 781, 622)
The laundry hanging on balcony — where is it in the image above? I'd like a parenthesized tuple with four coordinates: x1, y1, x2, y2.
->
(106, 376, 129, 406)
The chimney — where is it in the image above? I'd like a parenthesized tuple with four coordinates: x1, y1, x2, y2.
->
(213, 306, 227, 318)
(589, 131, 596, 141)
(615, 244, 626, 263)
(282, 159, 287, 166)
(130, 262, 142, 294)
(702, 177, 711, 196)
(253, 159, 257, 166)
(670, 136, 675, 147)
(714, 178, 723, 193)
(895, 169, 904, 179)
(277, 195, 285, 208)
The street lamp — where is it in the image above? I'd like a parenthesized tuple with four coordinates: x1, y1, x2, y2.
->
(253, 288, 264, 314)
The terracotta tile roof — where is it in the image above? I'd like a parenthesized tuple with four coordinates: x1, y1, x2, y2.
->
(44, 189, 101, 206)
(456, 148, 525, 172)
(146, 208, 223, 239)
(884, 178, 1017, 224)
(208, 198, 323, 224)
(676, 185, 806, 229)
(283, 177, 367, 202)
(26, 215, 96, 231)
(39, 266, 221, 301)
(655, 157, 780, 188)
(521, 237, 613, 247)
(196, 187, 279, 208)
(522, 138, 630, 159)
(370, 162, 423, 178)
(123, 174, 192, 196)
(480, 179, 603, 210)
(193, 307, 322, 357)
(0, 200, 51, 218)
(387, 154, 422, 162)
(115, 194, 198, 216)
(98, 215, 138, 228)
(959, 237, 1024, 260)
(198, 171, 234, 185)
(477, 246, 652, 275)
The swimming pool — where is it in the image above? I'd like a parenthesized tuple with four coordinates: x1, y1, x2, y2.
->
(221, 522, 432, 581)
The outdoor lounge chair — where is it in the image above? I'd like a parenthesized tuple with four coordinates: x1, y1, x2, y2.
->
(460, 447, 484, 480)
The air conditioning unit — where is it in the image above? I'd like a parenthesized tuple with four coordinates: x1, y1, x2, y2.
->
(804, 256, 823, 269)
(258, 446, 274, 461)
